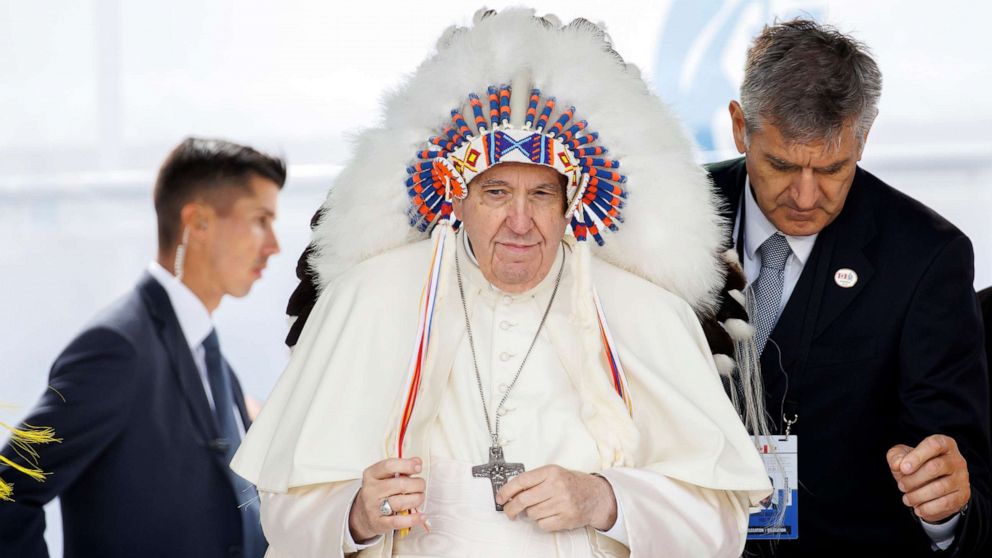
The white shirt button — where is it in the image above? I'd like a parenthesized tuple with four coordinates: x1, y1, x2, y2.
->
(502, 295, 513, 305)
(498, 383, 508, 393)
(499, 320, 513, 331)
(497, 407, 510, 417)
(499, 352, 514, 362)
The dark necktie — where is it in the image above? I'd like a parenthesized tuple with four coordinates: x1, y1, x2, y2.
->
(202, 330, 266, 558)
(750, 234, 792, 355)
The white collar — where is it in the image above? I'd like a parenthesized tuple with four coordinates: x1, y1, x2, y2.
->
(147, 261, 215, 351)
(742, 176, 818, 266)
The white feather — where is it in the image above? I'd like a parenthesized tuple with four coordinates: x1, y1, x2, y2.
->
(728, 288, 747, 309)
(723, 318, 755, 341)
(309, 9, 727, 312)
(713, 353, 736, 377)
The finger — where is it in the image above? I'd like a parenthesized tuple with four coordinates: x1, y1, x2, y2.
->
(382, 492, 426, 514)
(367, 457, 423, 480)
(914, 491, 967, 523)
(523, 497, 561, 522)
(503, 485, 553, 520)
(902, 476, 955, 508)
(886, 444, 912, 473)
(900, 435, 953, 475)
(374, 476, 426, 498)
(497, 468, 548, 505)
(379, 511, 430, 533)
(898, 455, 952, 493)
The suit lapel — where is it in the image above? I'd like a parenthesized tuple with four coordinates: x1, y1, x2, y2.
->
(713, 158, 747, 248)
(811, 170, 876, 337)
(138, 273, 219, 446)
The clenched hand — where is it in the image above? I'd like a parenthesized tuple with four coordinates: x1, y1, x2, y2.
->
(887, 434, 971, 523)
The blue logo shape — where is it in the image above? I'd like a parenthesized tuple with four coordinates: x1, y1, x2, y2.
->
(652, 1, 823, 152)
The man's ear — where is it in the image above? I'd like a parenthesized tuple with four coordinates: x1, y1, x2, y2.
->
(729, 101, 748, 154)
(179, 202, 214, 243)
(451, 196, 463, 222)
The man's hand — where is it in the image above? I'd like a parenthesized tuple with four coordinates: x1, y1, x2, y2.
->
(348, 457, 429, 542)
(496, 465, 618, 532)
(887, 434, 971, 523)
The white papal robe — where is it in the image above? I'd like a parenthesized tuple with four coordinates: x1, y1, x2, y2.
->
(232, 232, 772, 557)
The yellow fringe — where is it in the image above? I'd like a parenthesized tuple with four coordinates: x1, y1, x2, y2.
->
(1, 421, 61, 458)
(1, 421, 61, 443)
(1, 419, 61, 501)
(0, 454, 47, 482)
(0, 477, 13, 501)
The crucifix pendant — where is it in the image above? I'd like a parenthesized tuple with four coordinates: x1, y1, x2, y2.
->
(472, 445, 525, 511)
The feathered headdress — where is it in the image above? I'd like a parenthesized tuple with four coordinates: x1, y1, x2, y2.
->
(308, 8, 727, 314)
(295, 8, 766, 437)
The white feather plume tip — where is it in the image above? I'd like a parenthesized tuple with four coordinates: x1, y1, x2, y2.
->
(723, 318, 755, 341)
(722, 248, 741, 267)
(713, 354, 736, 377)
(308, 8, 727, 313)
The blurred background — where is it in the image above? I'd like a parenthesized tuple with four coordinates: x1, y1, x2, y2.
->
(1, 0, 989, 553)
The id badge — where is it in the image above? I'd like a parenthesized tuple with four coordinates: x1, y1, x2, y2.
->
(747, 435, 798, 540)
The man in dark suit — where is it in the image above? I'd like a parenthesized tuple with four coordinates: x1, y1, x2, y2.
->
(708, 19, 991, 556)
(0, 138, 285, 558)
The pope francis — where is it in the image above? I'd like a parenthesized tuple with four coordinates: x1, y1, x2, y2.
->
(232, 9, 771, 558)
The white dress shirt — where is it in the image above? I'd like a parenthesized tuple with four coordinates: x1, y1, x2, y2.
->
(147, 262, 245, 435)
(732, 180, 958, 550)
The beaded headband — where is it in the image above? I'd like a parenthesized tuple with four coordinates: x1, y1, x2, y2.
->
(405, 85, 627, 245)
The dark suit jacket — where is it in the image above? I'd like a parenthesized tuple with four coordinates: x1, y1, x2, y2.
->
(0, 273, 259, 558)
(980, 287, 992, 436)
(709, 158, 991, 557)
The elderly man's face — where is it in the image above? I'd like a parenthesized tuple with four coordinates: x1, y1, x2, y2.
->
(730, 101, 866, 237)
(454, 162, 568, 293)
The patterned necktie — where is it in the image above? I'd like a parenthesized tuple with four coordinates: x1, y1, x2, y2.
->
(750, 234, 792, 355)
(203, 330, 266, 558)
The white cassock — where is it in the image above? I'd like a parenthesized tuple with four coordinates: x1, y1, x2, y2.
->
(232, 232, 772, 558)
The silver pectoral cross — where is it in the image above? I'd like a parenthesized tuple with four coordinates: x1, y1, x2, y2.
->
(472, 445, 525, 511)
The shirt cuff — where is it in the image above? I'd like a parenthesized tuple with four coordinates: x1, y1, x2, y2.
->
(593, 473, 630, 548)
(920, 512, 959, 551)
(342, 489, 383, 553)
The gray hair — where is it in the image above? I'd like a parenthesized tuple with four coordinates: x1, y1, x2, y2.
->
(740, 18, 882, 147)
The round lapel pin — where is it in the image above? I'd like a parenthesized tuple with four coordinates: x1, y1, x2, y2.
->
(834, 268, 858, 288)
